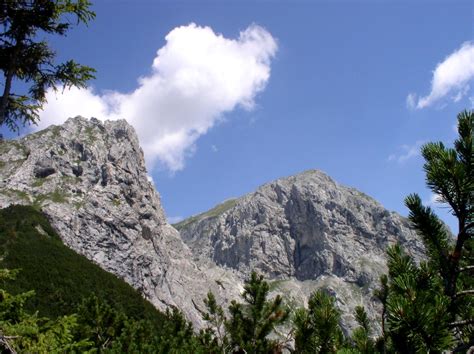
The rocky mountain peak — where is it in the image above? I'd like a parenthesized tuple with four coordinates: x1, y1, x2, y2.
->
(0, 117, 424, 334)
(180, 168, 423, 280)
(0, 116, 240, 327)
(178, 168, 424, 332)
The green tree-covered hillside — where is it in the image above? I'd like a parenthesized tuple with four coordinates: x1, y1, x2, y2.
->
(0, 204, 165, 327)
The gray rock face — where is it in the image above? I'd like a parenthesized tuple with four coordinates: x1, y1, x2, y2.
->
(179, 170, 423, 280)
(0, 117, 424, 335)
(177, 170, 425, 332)
(0, 116, 240, 327)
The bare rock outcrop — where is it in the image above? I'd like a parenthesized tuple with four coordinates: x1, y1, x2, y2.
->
(0, 116, 240, 326)
(0, 117, 424, 334)
(177, 170, 425, 332)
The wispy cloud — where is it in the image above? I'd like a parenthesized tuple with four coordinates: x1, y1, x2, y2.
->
(34, 23, 278, 172)
(406, 93, 417, 110)
(424, 193, 441, 207)
(168, 216, 184, 224)
(388, 140, 425, 163)
(407, 41, 474, 109)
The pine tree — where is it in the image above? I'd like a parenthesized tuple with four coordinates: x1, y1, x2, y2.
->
(0, 0, 96, 132)
(0, 268, 90, 353)
(383, 245, 453, 352)
(157, 306, 198, 353)
(74, 295, 128, 350)
(406, 110, 473, 348)
(201, 272, 289, 353)
(199, 291, 230, 352)
(293, 289, 344, 353)
(377, 110, 473, 352)
(351, 306, 375, 353)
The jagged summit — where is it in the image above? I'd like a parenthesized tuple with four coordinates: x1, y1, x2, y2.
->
(176, 169, 386, 230)
(178, 166, 424, 331)
(180, 165, 424, 280)
(0, 116, 424, 333)
(0, 116, 241, 327)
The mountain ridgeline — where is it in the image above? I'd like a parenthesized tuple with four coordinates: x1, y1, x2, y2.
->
(0, 116, 425, 334)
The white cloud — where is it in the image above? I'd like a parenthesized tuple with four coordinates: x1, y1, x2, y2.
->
(167, 216, 184, 224)
(406, 93, 417, 109)
(452, 84, 470, 102)
(424, 193, 441, 207)
(211, 144, 218, 152)
(408, 41, 474, 109)
(388, 140, 425, 163)
(146, 174, 155, 185)
(34, 23, 277, 172)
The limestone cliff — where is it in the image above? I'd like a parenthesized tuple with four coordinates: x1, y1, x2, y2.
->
(0, 117, 424, 334)
(177, 170, 425, 331)
(0, 116, 240, 326)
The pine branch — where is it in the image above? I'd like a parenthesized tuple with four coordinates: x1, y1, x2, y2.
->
(454, 289, 474, 298)
(458, 265, 474, 273)
(464, 221, 474, 230)
(451, 338, 474, 353)
(448, 318, 474, 328)
(0, 334, 18, 354)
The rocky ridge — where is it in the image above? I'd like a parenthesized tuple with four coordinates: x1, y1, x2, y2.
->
(0, 116, 241, 326)
(177, 170, 425, 331)
(0, 116, 425, 334)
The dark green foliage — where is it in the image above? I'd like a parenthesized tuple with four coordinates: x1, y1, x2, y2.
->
(199, 291, 229, 352)
(293, 289, 344, 353)
(75, 297, 199, 352)
(377, 110, 473, 352)
(384, 245, 453, 352)
(154, 307, 200, 353)
(226, 272, 289, 353)
(201, 272, 289, 353)
(0, 0, 96, 132)
(0, 205, 166, 327)
(74, 295, 128, 350)
(409, 110, 473, 347)
(405, 194, 451, 284)
(351, 306, 375, 353)
(0, 267, 203, 353)
(0, 268, 91, 352)
(0, 205, 207, 352)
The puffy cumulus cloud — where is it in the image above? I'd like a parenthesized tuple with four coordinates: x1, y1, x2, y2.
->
(408, 42, 474, 109)
(35, 23, 277, 171)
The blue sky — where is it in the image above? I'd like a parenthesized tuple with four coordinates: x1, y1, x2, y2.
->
(5, 0, 474, 231)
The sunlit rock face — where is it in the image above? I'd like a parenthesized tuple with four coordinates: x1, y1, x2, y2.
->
(177, 170, 425, 332)
(0, 116, 241, 327)
(0, 117, 424, 334)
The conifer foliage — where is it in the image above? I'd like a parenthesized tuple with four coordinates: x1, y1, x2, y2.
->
(0, 0, 96, 132)
(379, 110, 473, 352)
(201, 272, 289, 353)
(0, 268, 90, 353)
(0, 111, 471, 352)
(293, 289, 344, 353)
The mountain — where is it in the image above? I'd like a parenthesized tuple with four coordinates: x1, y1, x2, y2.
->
(177, 169, 423, 280)
(0, 116, 424, 334)
(0, 116, 240, 327)
(177, 170, 425, 331)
